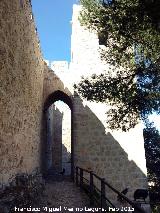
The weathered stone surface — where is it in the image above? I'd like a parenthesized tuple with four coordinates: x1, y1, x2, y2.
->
(0, 0, 72, 185)
(0, 0, 44, 184)
(0, 1, 149, 207)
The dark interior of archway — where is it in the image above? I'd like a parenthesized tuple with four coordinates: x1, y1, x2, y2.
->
(44, 90, 73, 112)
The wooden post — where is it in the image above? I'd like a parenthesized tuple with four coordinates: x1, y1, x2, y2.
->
(90, 171, 94, 206)
(76, 167, 79, 186)
(80, 168, 83, 188)
(101, 178, 106, 211)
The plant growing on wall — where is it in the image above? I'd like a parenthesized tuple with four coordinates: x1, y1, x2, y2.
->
(74, 0, 160, 131)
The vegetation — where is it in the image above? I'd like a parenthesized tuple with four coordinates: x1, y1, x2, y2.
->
(143, 123, 160, 210)
(75, 1, 160, 208)
(0, 173, 45, 212)
(75, 0, 160, 131)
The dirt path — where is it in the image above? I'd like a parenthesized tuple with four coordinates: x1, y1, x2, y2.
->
(39, 179, 89, 213)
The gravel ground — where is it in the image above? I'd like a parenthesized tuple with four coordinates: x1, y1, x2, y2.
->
(38, 179, 90, 213)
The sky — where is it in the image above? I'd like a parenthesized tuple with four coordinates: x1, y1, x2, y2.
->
(31, 0, 78, 62)
(31, 0, 160, 131)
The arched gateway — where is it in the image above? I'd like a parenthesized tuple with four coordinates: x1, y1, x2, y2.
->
(41, 66, 74, 179)
(41, 65, 148, 201)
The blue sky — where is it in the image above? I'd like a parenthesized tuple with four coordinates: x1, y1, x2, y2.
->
(31, 0, 159, 130)
(31, 0, 78, 62)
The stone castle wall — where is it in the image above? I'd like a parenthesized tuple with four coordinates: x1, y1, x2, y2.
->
(71, 4, 148, 202)
(52, 105, 63, 172)
(0, 0, 44, 184)
(0, 0, 73, 184)
(42, 65, 72, 106)
(0, 1, 149, 205)
(49, 4, 148, 202)
(73, 95, 147, 203)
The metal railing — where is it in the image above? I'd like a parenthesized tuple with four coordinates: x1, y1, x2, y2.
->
(75, 166, 146, 213)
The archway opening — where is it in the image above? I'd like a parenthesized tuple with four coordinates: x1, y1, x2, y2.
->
(46, 101, 71, 176)
(42, 90, 73, 179)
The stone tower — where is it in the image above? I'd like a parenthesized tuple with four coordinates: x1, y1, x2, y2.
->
(70, 4, 147, 175)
